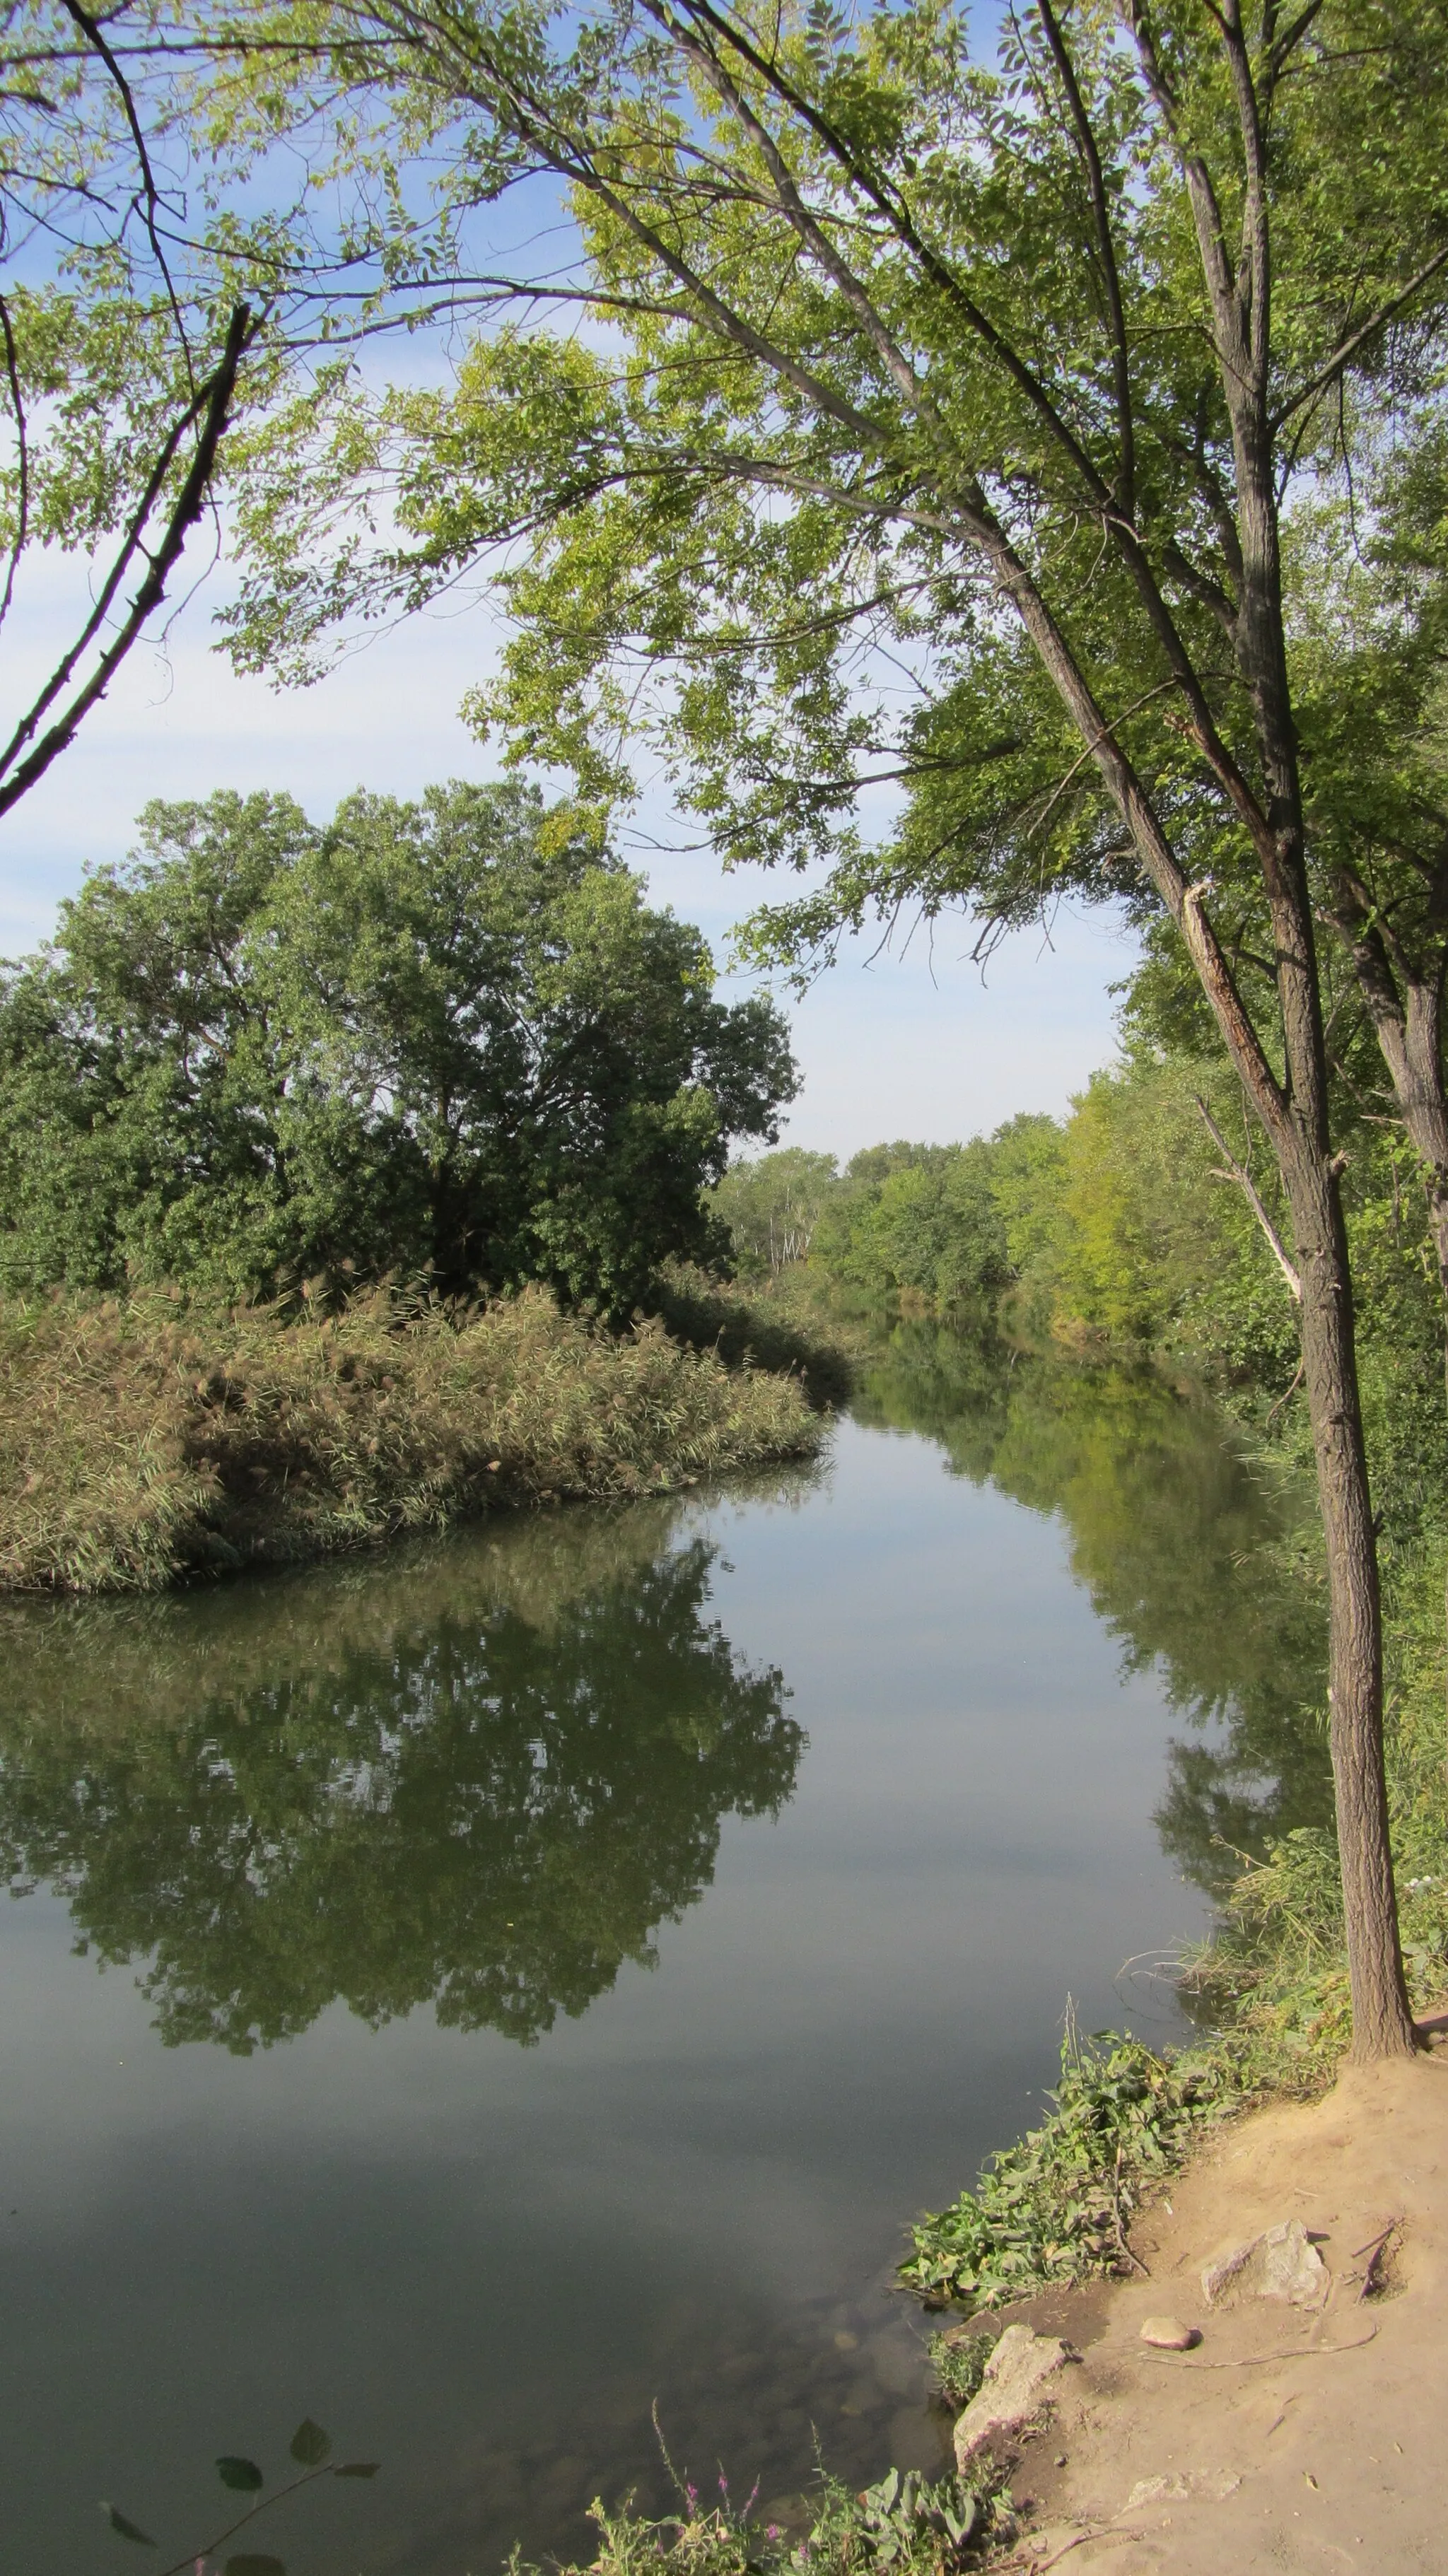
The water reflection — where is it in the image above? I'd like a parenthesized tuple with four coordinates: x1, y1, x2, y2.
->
(855, 1320, 1333, 1893)
(0, 1496, 803, 2052)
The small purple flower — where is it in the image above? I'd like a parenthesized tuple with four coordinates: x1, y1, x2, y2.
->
(686, 2485, 699, 2508)
(718, 2475, 729, 2497)
(766, 2524, 782, 2541)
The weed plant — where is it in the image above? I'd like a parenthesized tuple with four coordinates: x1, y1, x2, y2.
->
(926, 2332, 996, 2414)
(0, 1284, 824, 1593)
(503, 2460, 1013, 2576)
(899, 2028, 1243, 2309)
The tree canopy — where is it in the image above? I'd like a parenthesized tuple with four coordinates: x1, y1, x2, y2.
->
(0, 780, 796, 1309)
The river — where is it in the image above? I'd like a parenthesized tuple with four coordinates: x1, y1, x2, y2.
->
(0, 1325, 1329, 2575)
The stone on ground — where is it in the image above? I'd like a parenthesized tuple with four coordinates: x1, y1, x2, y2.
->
(1137, 2315, 1198, 2350)
(1201, 2216, 1328, 2308)
(952, 2324, 1073, 2467)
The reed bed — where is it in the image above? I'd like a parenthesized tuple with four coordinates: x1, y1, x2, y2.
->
(0, 1284, 825, 1593)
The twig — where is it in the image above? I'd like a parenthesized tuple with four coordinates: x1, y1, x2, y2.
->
(1112, 2146, 1150, 2279)
(1353, 2220, 1399, 2302)
(1265, 1357, 1305, 1424)
(996, 2532, 1140, 2572)
(1142, 2324, 1377, 2368)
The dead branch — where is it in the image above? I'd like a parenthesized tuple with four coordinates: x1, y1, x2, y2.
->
(1193, 1094, 1302, 1301)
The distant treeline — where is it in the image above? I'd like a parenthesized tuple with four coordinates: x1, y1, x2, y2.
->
(714, 1034, 1447, 1533)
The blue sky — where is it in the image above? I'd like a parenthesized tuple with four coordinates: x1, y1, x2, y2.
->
(0, 542, 1133, 1160)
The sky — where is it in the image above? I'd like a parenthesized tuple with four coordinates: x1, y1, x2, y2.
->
(0, 548, 1134, 1161)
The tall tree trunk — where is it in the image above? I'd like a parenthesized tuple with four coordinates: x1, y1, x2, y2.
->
(1283, 1142, 1416, 2058)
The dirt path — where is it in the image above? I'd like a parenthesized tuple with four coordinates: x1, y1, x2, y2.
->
(996, 2047, 1448, 2572)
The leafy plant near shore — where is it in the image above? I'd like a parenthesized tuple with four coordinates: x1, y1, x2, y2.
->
(0, 1284, 824, 1593)
(899, 2030, 1243, 2311)
(926, 2332, 995, 2415)
(508, 2459, 1012, 2576)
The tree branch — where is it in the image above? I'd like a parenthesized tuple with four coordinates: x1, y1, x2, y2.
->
(0, 300, 255, 820)
(1194, 1093, 1302, 1299)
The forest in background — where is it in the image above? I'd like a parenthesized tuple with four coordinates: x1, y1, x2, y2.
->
(715, 923, 1448, 1564)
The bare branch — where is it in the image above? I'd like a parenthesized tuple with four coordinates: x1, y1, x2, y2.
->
(1194, 1092, 1302, 1299)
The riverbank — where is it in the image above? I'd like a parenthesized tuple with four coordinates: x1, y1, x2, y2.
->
(978, 2037, 1448, 2570)
(0, 1283, 827, 1591)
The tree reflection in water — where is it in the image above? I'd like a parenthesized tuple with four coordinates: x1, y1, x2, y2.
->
(0, 1493, 804, 2051)
(855, 1318, 1333, 1896)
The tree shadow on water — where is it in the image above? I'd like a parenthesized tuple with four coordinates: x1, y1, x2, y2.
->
(855, 1316, 1334, 1900)
(0, 1499, 804, 2051)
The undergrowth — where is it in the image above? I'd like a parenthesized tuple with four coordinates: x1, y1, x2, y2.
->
(0, 1282, 825, 1593)
(653, 1263, 865, 1407)
(899, 2027, 1244, 2309)
(504, 2460, 1016, 2576)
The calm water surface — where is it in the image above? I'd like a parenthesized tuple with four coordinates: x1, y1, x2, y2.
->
(0, 1333, 1329, 2575)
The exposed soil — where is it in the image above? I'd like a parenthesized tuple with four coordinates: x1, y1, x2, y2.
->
(993, 2029, 1448, 2572)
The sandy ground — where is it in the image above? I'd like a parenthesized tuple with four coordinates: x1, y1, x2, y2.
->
(992, 2032, 1448, 2573)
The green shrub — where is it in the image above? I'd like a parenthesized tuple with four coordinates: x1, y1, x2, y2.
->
(899, 2030, 1243, 2310)
(0, 1284, 824, 1593)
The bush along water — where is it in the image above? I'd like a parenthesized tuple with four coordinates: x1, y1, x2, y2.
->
(0, 1282, 825, 1593)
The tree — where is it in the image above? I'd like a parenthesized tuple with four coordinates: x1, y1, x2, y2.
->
(0, 4, 283, 814)
(712, 1143, 839, 1275)
(217, 0, 1448, 2056)
(0, 780, 797, 1306)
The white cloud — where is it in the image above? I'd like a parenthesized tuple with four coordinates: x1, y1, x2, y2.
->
(0, 552, 1132, 1152)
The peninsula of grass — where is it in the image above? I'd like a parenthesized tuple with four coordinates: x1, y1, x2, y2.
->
(0, 1283, 827, 1594)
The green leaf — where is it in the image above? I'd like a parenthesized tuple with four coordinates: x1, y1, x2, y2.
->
(288, 2419, 332, 2466)
(333, 2461, 380, 2478)
(100, 2502, 156, 2546)
(216, 2457, 265, 2491)
(224, 2558, 286, 2575)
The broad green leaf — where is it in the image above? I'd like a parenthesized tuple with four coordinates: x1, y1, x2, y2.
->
(100, 2502, 156, 2546)
(216, 2456, 265, 2491)
(288, 2419, 331, 2466)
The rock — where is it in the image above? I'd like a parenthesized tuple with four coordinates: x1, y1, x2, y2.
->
(952, 2324, 1073, 2469)
(1123, 2470, 1242, 2512)
(1138, 2316, 1199, 2350)
(1201, 2217, 1328, 2309)
(1125, 2475, 1191, 2509)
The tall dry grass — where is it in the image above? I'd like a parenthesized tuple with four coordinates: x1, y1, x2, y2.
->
(0, 1285, 824, 1593)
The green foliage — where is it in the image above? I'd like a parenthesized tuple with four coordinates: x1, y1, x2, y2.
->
(0, 1283, 822, 1594)
(926, 2332, 993, 2416)
(710, 1149, 840, 1280)
(0, 783, 796, 1314)
(506, 2457, 1012, 2576)
(899, 2031, 1243, 2311)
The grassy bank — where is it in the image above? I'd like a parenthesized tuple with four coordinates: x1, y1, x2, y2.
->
(0, 1284, 827, 1593)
